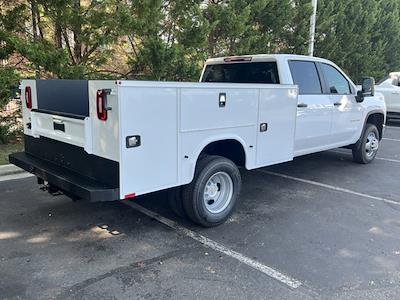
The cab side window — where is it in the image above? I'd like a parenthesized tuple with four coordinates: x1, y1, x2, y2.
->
(321, 63, 351, 95)
(391, 78, 400, 87)
(202, 62, 280, 84)
(289, 61, 322, 95)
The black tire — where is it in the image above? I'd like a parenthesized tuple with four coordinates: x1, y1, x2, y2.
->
(182, 155, 241, 227)
(167, 187, 186, 218)
(352, 123, 380, 164)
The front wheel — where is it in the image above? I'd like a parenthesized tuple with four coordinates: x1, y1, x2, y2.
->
(352, 123, 380, 164)
(182, 155, 241, 227)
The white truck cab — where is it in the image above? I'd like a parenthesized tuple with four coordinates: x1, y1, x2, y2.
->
(202, 54, 386, 157)
(10, 54, 386, 227)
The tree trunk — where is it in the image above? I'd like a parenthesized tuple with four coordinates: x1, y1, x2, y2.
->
(54, 20, 63, 48)
(31, 0, 38, 40)
(73, 0, 82, 63)
(30, 0, 40, 77)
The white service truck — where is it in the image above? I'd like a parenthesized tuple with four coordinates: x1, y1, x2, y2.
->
(10, 54, 386, 227)
(375, 72, 400, 120)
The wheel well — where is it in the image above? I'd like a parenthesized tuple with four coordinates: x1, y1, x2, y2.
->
(200, 139, 246, 167)
(366, 113, 384, 139)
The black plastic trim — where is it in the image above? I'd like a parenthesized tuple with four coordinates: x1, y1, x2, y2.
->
(24, 135, 119, 188)
(31, 109, 86, 120)
(387, 112, 400, 120)
(36, 79, 89, 116)
(53, 122, 65, 132)
(315, 62, 330, 94)
(364, 110, 386, 140)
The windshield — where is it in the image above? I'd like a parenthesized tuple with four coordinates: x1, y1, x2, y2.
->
(201, 62, 280, 84)
(376, 76, 390, 85)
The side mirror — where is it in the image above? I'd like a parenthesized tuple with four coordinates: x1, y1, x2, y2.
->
(356, 77, 375, 103)
(362, 77, 375, 95)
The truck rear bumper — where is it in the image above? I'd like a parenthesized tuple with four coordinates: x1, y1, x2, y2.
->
(9, 152, 119, 202)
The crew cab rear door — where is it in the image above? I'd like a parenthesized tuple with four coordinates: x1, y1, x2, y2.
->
(289, 60, 334, 155)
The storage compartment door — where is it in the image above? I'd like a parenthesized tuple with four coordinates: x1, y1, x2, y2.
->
(36, 79, 89, 116)
(256, 87, 298, 167)
(118, 86, 178, 198)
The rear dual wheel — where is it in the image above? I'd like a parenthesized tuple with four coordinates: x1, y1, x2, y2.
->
(169, 155, 241, 227)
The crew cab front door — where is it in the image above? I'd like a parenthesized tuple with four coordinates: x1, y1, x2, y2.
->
(289, 60, 333, 156)
(320, 63, 363, 144)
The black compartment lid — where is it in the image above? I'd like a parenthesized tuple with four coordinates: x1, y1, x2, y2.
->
(36, 79, 89, 117)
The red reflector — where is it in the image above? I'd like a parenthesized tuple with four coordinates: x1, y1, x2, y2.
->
(124, 193, 136, 199)
(96, 90, 107, 121)
(25, 86, 32, 109)
(224, 56, 252, 62)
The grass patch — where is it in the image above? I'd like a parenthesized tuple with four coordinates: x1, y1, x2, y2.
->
(0, 140, 23, 165)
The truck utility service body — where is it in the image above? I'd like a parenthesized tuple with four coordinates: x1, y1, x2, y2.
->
(10, 54, 386, 227)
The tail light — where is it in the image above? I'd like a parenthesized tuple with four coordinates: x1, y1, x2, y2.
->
(25, 86, 32, 109)
(124, 193, 136, 199)
(96, 89, 111, 121)
(224, 56, 252, 62)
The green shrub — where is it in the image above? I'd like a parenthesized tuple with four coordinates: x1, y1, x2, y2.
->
(0, 123, 12, 144)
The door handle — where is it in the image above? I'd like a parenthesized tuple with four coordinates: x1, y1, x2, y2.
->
(219, 93, 226, 107)
(102, 89, 112, 111)
(297, 103, 308, 108)
(53, 121, 65, 132)
(260, 123, 268, 132)
(334, 102, 342, 106)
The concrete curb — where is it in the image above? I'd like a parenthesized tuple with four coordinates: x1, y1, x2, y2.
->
(0, 164, 26, 177)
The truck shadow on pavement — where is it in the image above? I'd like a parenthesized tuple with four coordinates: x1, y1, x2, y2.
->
(2, 140, 400, 299)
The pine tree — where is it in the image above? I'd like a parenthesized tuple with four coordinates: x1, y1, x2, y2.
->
(202, 0, 254, 57)
(250, 0, 294, 53)
(282, 0, 313, 54)
(123, 0, 208, 81)
(373, 0, 400, 79)
(314, 0, 390, 83)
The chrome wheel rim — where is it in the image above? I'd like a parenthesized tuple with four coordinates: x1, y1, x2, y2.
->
(203, 172, 233, 214)
(365, 132, 379, 158)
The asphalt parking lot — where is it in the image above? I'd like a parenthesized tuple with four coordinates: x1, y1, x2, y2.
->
(1, 122, 400, 300)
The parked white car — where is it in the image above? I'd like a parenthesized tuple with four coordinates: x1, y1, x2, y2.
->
(10, 54, 386, 227)
(376, 72, 400, 120)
